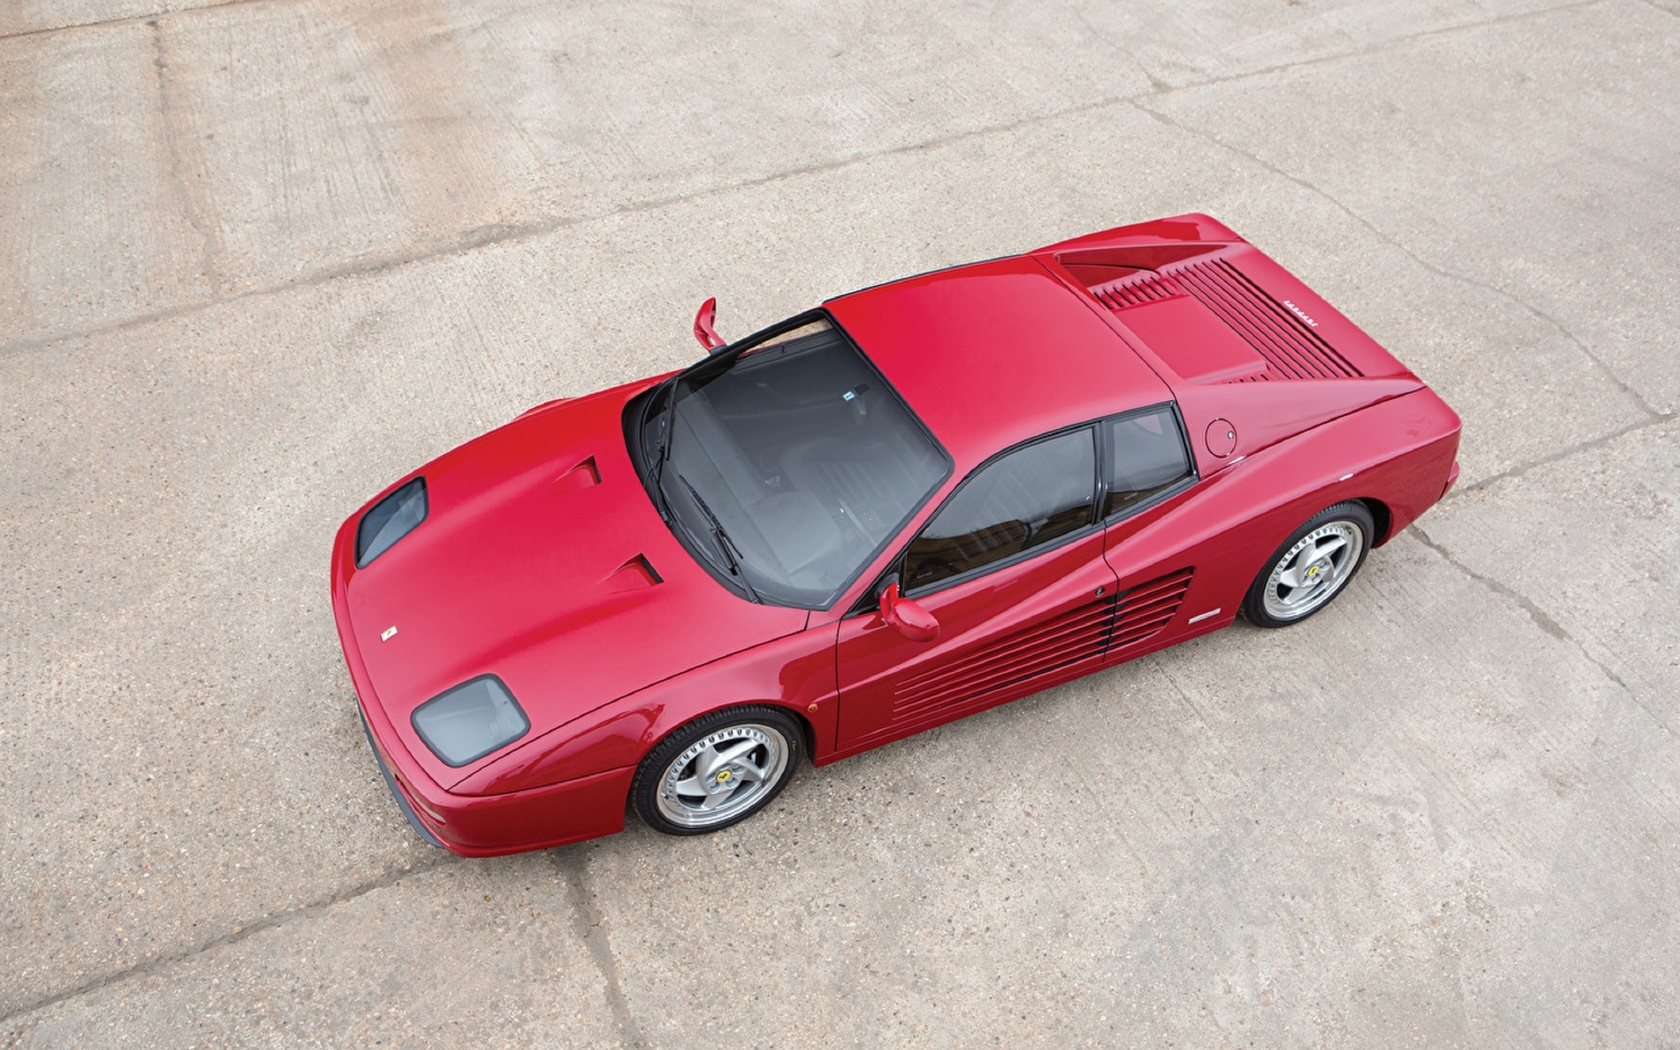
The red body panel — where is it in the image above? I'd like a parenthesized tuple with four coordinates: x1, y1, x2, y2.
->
(825, 255, 1172, 474)
(336, 381, 806, 792)
(332, 560, 638, 854)
(455, 627, 839, 796)
(330, 214, 1461, 856)
(834, 530, 1117, 752)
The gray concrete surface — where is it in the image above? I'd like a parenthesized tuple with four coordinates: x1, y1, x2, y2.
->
(1, 0, 1676, 1045)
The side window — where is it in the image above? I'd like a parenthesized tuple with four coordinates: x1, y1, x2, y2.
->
(1102, 405, 1193, 518)
(902, 428, 1096, 593)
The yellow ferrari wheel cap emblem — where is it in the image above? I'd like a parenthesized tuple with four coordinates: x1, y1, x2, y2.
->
(1307, 566, 1320, 578)
(716, 770, 732, 783)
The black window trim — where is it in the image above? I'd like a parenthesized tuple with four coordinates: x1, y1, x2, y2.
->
(1096, 400, 1199, 525)
(856, 420, 1103, 608)
(851, 400, 1198, 614)
(624, 307, 954, 611)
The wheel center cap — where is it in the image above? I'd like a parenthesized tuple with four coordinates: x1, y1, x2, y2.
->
(715, 769, 733, 784)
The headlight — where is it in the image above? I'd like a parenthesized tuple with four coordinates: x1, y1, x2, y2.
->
(411, 675, 531, 767)
(356, 477, 427, 567)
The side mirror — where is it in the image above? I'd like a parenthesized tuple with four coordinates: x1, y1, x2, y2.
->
(879, 582, 939, 643)
(693, 297, 726, 354)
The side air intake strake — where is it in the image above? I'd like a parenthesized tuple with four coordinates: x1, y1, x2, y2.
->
(891, 592, 1116, 721)
(887, 567, 1198, 722)
(1086, 261, 1363, 383)
(1110, 568, 1195, 651)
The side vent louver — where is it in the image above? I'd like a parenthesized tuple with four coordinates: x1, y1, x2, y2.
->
(1111, 568, 1194, 650)
(888, 567, 1197, 722)
(892, 593, 1117, 721)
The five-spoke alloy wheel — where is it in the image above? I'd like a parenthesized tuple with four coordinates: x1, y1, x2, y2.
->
(631, 706, 803, 835)
(1242, 502, 1375, 628)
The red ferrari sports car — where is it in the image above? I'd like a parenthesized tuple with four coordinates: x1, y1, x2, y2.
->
(331, 214, 1460, 856)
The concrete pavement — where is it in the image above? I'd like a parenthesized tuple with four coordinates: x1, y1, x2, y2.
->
(3, 0, 1677, 1045)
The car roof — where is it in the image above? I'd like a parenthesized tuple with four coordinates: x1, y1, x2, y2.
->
(824, 255, 1174, 472)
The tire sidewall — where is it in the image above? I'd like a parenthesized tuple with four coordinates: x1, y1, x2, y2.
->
(630, 705, 804, 836)
(1242, 501, 1375, 629)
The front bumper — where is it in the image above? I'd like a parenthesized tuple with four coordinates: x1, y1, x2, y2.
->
(344, 624, 637, 857)
(332, 512, 635, 857)
(358, 707, 445, 849)
(356, 704, 635, 856)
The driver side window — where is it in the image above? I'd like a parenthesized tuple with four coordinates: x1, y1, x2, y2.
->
(902, 428, 1096, 593)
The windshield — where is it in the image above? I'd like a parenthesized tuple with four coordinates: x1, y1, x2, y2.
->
(639, 314, 948, 608)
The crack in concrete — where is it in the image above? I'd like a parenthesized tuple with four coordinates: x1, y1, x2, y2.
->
(1129, 90, 1665, 424)
(1410, 525, 1678, 742)
(1067, 0, 1603, 101)
(0, 91, 1130, 360)
(3, 0, 1600, 44)
(1446, 412, 1676, 496)
(555, 850, 649, 1050)
(0, 0, 1666, 1035)
(0, 0, 1607, 361)
(1, 0, 264, 41)
(149, 18, 223, 300)
(1059, 0, 1173, 94)
(0, 853, 456, 1027)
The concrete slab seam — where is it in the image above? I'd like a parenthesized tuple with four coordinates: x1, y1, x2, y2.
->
(554, 850, 648, 1050)
(1447, 412, 1676, 497)
(0, 0, 1605, 360)
(0, 0, 1603, 54)
(149, 18, 224, 300)
(0, 90, 1133, 359)
(1410, 524, 1678, 741)
(1128, 91, 1666, 423)
(0, 854, 456, 1027)
(1061, 4, 1172, 94)
(0, 0, 261, 42)
(1069, 0, 1597, 96)
(4, 425, 1665, 1027)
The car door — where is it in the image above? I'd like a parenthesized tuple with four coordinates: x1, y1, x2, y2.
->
(1094, 404, 1205, 663)
(834, 426, 1119, 751)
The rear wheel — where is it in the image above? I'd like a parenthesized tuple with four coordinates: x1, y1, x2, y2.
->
(631, 706, 802, 835)
(1242, 502, 1374, 628)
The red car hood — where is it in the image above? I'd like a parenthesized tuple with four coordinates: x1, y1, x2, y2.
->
(337, 381, 808, 790)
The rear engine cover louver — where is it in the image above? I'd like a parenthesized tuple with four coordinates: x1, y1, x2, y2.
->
(1091, 261, 1362, 382)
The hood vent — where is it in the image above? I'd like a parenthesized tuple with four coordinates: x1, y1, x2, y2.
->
(1089, 261, 1362, 382)
(554, 456, 601, 491)
(605, 554, 662, 593)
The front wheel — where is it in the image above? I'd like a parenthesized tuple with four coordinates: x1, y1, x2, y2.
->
(631, 706, 803, 835)
(1242, 502, 1374, 628)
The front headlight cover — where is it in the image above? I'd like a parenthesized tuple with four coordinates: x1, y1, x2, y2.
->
(411, 675, 531, 768)
(356, 477, 428, 568)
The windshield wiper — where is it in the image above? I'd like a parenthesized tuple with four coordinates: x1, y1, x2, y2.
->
(642, 379, 680, 519)
(676, 474, 759, 602)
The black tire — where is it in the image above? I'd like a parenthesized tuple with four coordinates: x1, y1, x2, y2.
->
(1242, 501, 1375, 628)
(630, 705, 803, 835)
